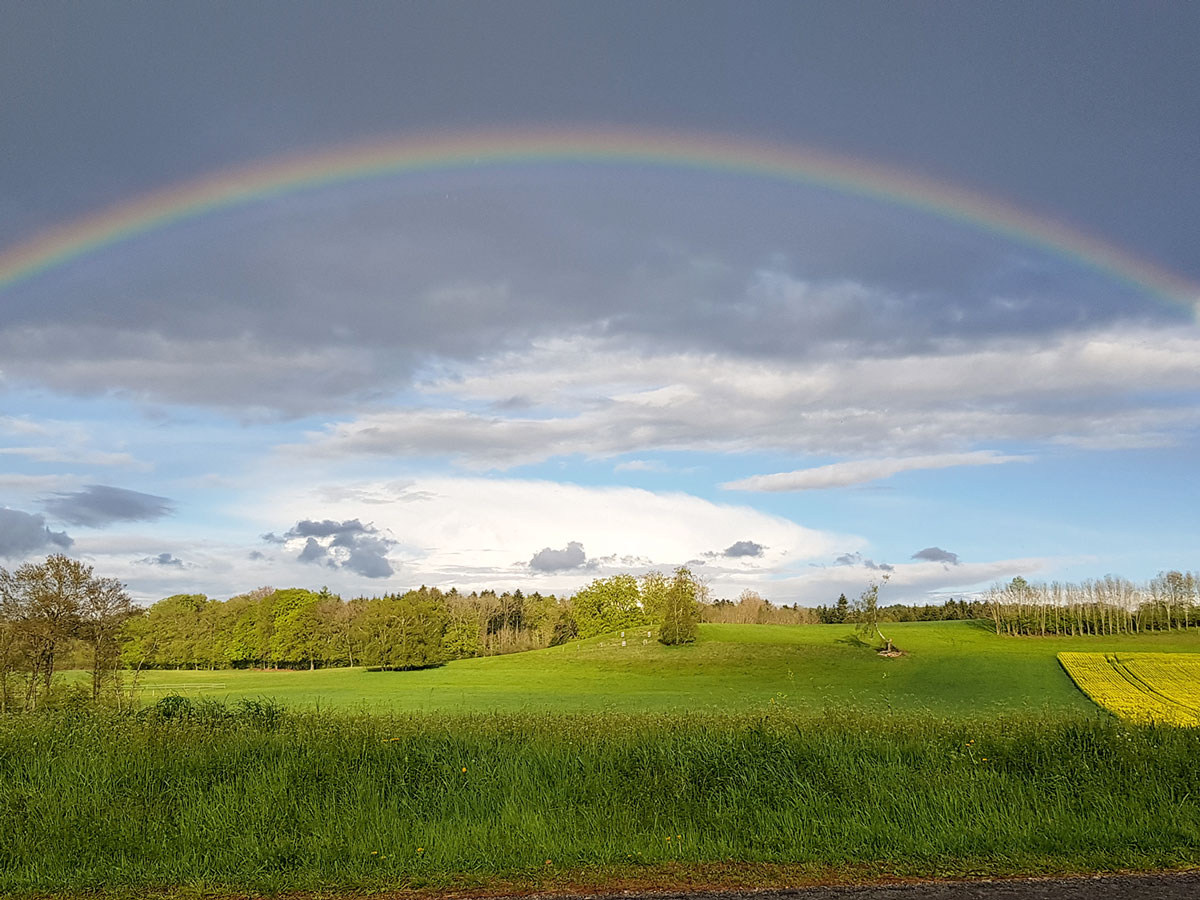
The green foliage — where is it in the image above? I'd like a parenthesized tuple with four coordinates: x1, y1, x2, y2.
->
(639, 570, 669, 622)
(658, 567, 699, 645)
(442, 612, 482, 659)
(0, 554, 133, 709)
(854, 577, 894, 650)
(3, 705, 1200, 893)
(269, 588, 326, 668)
(140, 693, 285, 729)
(357, 589, 448, 670)
(120, 584, 574, 670)
(570, 574, 646, 638)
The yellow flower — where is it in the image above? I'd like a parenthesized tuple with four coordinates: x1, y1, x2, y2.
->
(417, 847, 424, 853)
(462, 766, 467, 772)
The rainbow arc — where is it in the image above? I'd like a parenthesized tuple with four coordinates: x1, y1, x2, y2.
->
(1, 127, 1196, 316)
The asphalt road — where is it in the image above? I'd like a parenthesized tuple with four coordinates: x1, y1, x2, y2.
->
(564, 873, 1200, 900)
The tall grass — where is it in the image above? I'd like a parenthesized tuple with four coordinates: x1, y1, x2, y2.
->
(2, 701, 1199, 894)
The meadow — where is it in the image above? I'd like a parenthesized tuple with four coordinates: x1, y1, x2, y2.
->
(7, 620, 1200, 896)
(115, 620, 1200, 716)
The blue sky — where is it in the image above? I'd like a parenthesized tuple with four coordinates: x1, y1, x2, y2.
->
(1, 2, 1197, 605)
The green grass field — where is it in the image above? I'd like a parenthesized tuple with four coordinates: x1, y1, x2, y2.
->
(114, 620, 1200, 716)
(12, 620, 1199, 896)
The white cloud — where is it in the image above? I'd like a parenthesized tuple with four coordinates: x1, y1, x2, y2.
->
(246, 476, 857, 594)
(287, 325, 1200, 468)
(722, 451, 1032, 492)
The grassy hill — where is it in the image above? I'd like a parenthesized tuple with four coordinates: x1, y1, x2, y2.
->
(120, 620, 1200, 716)
(15, 620, 1200, 895)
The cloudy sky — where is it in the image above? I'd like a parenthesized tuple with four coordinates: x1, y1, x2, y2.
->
(1, 2, 1197, 605)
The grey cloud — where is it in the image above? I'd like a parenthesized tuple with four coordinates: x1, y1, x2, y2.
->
(260, 532, 286, 544)
(529, 541, 589, 572)
(0, 161, 1169, 418)
(285, 519, 368, 540)
(723, 540, 764, 558)
(42, 485, 173, 527)
(834, 551, 894, 572)
(285, 518, 396, 578)
(912, 547, 960, 565)
(248, 550, 265, 560)
(0, 508, 73, 558)
(292, 328, 1200, 470)
(297, 538, 329, 563)
(344, 539, 395, 578)
(141, 552, 183, 567)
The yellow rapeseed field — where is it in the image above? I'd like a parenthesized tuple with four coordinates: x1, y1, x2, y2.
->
(1058, 652, 1200, 726)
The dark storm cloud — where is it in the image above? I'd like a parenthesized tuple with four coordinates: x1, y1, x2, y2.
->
(0, 508, 73, 558)
(0, 4, 1194, 419)
(912, 547, 960, 565)
(723, 540, 765, 558)
(529, 541, 589, 572)
(42, 485, 174, 527)
(0, 174, 1173, 417)
(4, 2, 1195, 262)
(834, 551, 894, 572)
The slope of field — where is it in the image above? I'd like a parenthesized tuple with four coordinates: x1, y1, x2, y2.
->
(118, 620, 1200, 716)
(1058, 652, 1200, 725)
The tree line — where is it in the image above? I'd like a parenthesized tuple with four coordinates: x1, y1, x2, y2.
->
(814, 594, 990, 624)
(0, 557, 704, 706)
(118, 583, 577, 672)
(986, 572, 1200, 636)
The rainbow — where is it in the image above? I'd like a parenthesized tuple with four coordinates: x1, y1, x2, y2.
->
(1, 126, 1197, 314)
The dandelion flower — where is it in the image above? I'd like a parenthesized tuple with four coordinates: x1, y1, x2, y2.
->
(462, 766, 467, 772)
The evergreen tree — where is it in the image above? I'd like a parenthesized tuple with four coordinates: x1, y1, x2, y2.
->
(834, 593, 849, 624)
